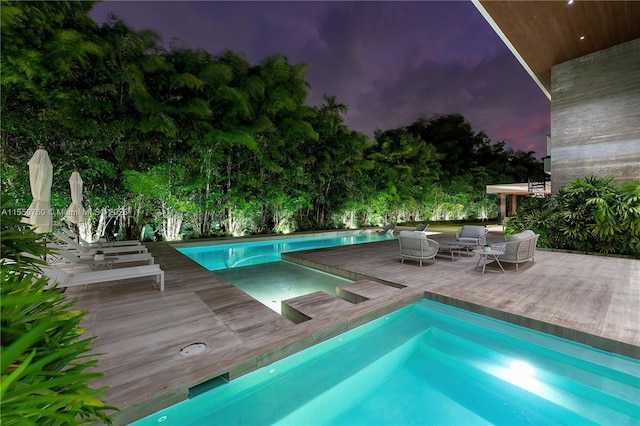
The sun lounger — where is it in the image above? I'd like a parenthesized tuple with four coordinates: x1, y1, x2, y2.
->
(43, 263, 164, 291)
(60, 227, 142, 247)
(47, 243, 154, 267)
(377, 223, 396, 235)
(53, 232, 148, 254)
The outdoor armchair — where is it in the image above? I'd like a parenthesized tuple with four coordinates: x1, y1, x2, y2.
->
(455, 225, 489, 246)
(398, 230, 439, 266)
(491, 230, 539, 271)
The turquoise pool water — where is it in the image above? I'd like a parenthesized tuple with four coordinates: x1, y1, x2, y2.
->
(176, 232, 394, 271)
(132, 300, 640, 425)
(215, 262, 352, 314)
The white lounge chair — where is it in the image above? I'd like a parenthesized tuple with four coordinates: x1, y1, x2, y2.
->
(43, 263, 164, 291)
(414, 223, 428, 232)
(60, 227, 142, 247)
(47, 243, 154, 268)
(377, 223, 396, 235)
(53, 232, 148, 255)
(398, 230, 439, 266)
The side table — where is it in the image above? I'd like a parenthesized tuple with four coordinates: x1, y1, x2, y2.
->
(473, 249, 505, 274)
(76, 256, 119, 271)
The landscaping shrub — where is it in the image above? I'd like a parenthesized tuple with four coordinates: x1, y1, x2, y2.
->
(505, 177, 640, 258)
(1, 195, 114, 425)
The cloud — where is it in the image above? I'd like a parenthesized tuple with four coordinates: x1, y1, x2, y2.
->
(345, 50, 549, 156)
(90, 1, 550, 156)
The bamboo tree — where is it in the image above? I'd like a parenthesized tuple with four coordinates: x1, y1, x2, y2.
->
(122, 163, 197, 241)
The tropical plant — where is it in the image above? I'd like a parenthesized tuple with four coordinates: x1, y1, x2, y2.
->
(503, 196, 550, 244)
(0, 194, 114, 425)
(505, 177, 640, 258)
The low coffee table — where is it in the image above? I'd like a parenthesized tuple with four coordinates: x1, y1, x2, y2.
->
(438, 240, 476, 260)
(473, 249, 505, 274)
(438, 242, 467, 261)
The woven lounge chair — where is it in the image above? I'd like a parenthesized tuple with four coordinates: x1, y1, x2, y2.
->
(491, 230, 539, 271)
(455, 225, 489, 246)
(398, 230, 439, 266)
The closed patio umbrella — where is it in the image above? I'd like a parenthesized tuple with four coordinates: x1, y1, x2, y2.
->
(23, 144, 53, 233)
(64, 169, 84, 225)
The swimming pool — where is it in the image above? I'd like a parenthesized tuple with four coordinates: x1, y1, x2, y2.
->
(132, 300, 640, 425)
(176, 232, 394, 270)
(215, 261, 352, 314)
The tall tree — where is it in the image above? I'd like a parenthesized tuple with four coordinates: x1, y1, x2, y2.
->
(319, 94, 348, 131)
(1, 0, 100, 102)
(367, 126, 441, 221)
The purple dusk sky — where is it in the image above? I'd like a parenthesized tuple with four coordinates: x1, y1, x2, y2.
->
(91, 1, 550, 157)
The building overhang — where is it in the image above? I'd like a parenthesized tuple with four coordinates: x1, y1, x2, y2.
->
(471, 1, 640, 99)
(486, 182, 550, 196)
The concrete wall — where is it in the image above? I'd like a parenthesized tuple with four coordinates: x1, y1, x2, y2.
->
(550, 38, 640, 192)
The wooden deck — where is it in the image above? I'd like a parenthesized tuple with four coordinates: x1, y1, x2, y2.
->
(63, 226, 640, 425)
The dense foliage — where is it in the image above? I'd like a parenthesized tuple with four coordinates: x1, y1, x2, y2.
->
(505, 177, 640, 258)
(1, 0, 543, 240)
(0, 195, 114, 425)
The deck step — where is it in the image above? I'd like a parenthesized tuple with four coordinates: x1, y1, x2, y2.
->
(282, 291, 355, 324)
(337, 279, 405, 304)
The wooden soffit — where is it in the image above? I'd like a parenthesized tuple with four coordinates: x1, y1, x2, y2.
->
(473, 1, 640, 99)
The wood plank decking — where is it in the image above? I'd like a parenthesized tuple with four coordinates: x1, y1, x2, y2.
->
(62, 226, 640, 425)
